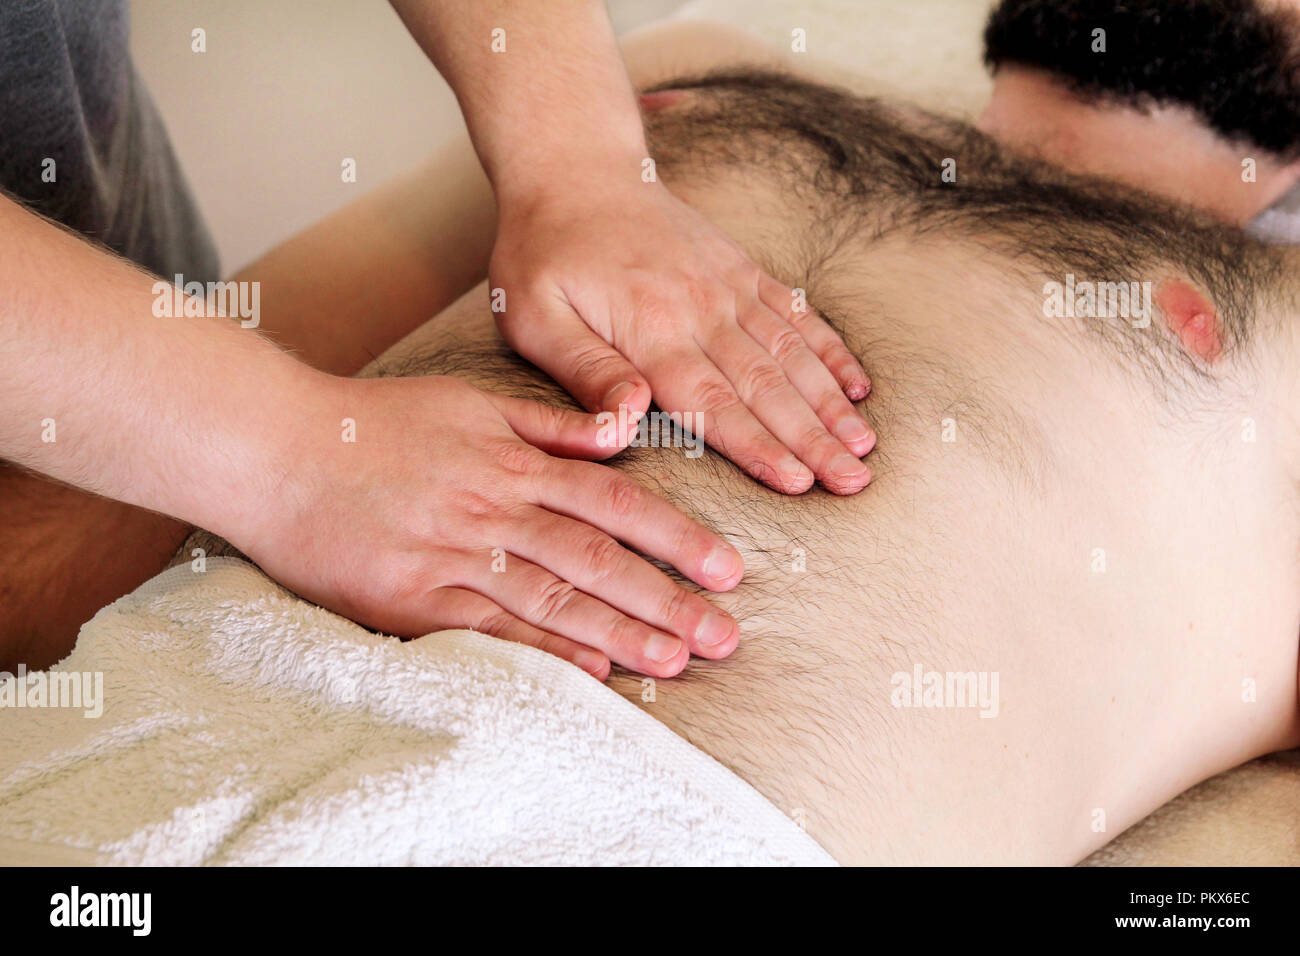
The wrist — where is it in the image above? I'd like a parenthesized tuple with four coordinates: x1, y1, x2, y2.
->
(489, 133, 651, 211)
(493, 147, 661, 224)
(173, 357, 337, 552)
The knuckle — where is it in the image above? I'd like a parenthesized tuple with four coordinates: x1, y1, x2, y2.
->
(569, 343, 623, 382)
(493, 440, 542, 477)
(823, 343, 858, 371)
(608, 614, 652, 654)
(475, 608, 518, 638)
(530, 577, 578, 624)
(576, 532, 626, 581)
(629, 288, 674, 330)
(602, 475, 645, 522)
(670, 518, 703, 562)
(737, 363, 789, 402)
(657, 584, 694, 628)
(784, 303, 812, 327)
(482, 502, 531, 544)
(693, 378, 741, 413)
(683, 279, 716, 316)
(769, 328, 809, 364)
(455, 490, 501, 522)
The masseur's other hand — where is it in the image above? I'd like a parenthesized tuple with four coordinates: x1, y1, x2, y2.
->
(231, 374, 743, 681)
(491, 176, 876, 495)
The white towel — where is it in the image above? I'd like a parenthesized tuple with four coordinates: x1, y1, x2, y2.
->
(0, 558, 832, 866)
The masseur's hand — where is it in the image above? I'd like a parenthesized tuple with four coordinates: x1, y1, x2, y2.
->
(388, 0, 874, 496)
(491, 177, 876, 495)
(233, 373, 743, 681)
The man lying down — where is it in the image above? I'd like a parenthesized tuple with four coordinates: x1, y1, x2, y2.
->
(161, 4, 1300, 864)
(12, 3, 1299, 864)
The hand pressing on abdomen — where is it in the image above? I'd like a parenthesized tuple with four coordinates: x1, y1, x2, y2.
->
(490, 175, 877, 496)
(389, 0, 874, 496)
(223, 374, 744, 681)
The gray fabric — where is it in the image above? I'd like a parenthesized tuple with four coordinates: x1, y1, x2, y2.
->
(0, 0, 220, 281)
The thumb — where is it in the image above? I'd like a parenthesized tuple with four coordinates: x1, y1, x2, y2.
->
(486, 393, 635, 461)
(499, 298, 651, 417)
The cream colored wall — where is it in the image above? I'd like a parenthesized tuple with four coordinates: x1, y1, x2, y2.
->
(128, 1, 683, 273)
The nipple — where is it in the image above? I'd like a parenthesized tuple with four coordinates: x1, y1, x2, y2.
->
(638, 89, 688, 112)
(1155, 279, 1222, 363)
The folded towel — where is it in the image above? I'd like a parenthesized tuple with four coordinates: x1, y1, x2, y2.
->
(0, 558, 832, 866)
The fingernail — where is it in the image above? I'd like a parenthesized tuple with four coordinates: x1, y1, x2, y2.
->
(603, 381, 637, 410)
(703, 545, 742, 582)
(696, 612, 735, 647)
(847, 379, 870, 401)
(835, 417, 871, 443)
(646, 633, 683, 663)
(830, 453, 870, 480)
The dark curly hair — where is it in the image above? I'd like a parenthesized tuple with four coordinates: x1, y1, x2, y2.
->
(984, 0, 1300, 156)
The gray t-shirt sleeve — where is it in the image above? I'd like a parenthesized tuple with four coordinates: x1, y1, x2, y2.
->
(0, 0, 220, 282)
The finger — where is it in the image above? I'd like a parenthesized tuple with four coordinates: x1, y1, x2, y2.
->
(738, 302, 876, 458)
(700, 329, 871, 495)
(758, 274, 870, 400)
(499, 299, 651, 417)
(470, 552, 692, 677)
(515, 488, 741, 659)
(421, 586, 609, 679)
(485, 392, 632, 461)
(647, 349, 815, 494)
(534, 458, 743, 592)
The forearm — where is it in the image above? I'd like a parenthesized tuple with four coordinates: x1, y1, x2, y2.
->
(390, 0, 646, 202)
(237, 18, 765, 378)
(243, 18, 796, 379)
(0, 195, 315, 538)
